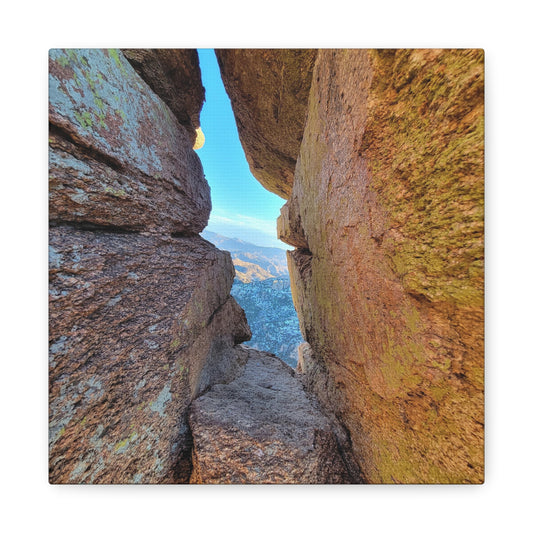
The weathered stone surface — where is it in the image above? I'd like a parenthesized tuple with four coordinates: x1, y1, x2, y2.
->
(225, 49, 484, 483)
(295, 342, 365, 482)
(49, 49, 210, 233)
(286, 49, 484, 484)
(215, 49, 317, 199)
(277, 202, 307, 248)
(189, 348, 350, 484)
(49, 228, 251, 483)
(121, 49, 205, 144)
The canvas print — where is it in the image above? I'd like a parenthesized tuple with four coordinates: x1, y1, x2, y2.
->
(48, 48, 484, 484)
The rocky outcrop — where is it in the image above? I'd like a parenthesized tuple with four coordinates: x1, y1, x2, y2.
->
(277, 202, 307, 249)
(189, 347, 350, 484)
(50, 47, 485, 485)
(215, 49, 317, 199)
(49, 49, 210, 234)
(49, 49, 250, 483)
(218, 49, 484, 483)
(121, 49, 205, 145)
(49, 229, 250, 483)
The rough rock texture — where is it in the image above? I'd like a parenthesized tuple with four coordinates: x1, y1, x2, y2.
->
(49, 49, 250, 483)
(49, 49, 210, 234)
(49, 229, 250, 484)
(189, 348, 350, 484)
(277, 202, 307, 248)
(223, 49, 485, 483)
(121, 49, 205, 144)
(215, 49, 317, 199)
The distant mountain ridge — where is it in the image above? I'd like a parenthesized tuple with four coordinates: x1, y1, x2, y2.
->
(202, 230, 289, 282)
(201, 230, 302, 367)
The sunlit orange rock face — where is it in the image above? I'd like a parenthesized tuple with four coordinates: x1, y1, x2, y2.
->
(219, 49, 484, 483)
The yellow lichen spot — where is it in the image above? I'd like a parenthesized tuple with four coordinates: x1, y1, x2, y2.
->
(170, 338, 181, 350)
(114, 438, 129, 452)
(193, 127, 205, 150)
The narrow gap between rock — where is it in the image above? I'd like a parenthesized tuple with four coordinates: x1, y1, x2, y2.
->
(195, 49, 303, 368)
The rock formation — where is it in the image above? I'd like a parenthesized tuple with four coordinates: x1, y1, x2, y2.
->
(189, 347, 351, 484)
(50, 47, 484, 485)
(121, 49, 205, 145)
(215, 49, 317, 198)
(49, 49, 210, 234)
(48, 49, 250, 483)
(217, 49, 485, 483)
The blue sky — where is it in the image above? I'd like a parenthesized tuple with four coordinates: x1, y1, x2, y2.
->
(196, 49, 289, 249)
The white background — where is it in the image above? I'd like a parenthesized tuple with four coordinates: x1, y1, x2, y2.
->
(2, 1, 530, 531)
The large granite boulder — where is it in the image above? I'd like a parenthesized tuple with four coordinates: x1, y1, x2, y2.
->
(49, 48, 210, 234)
(220, 49, 485, 484)
(189, 348, 350, 484)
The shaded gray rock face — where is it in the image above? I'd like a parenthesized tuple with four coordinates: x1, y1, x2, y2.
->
(49, 48, 210, 234)
(189, 348, 351, 484)
(48, 49, 250, 484)
(49, 228, 251, 484)
(121, 49, 205, 144)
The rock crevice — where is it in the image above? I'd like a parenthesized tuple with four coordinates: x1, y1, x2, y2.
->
(50, 47, 484, 484)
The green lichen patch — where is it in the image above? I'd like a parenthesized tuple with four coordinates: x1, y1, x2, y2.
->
(103, 185, 127, 198)
(115, 108, 126, 121)
(107, 49, 128, 75)
(364, 49, 484, 307)
(73, 110, 93, 130)
(170, 338, 181, 350)
(108, 49, 122, 69)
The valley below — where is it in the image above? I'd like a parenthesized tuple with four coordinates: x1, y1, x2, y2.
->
(202, 231, 303, 367)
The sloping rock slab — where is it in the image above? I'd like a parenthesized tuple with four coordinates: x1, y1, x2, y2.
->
(215, 49, 317, 199)
(189, 348, 350, 484)
(121, 49, 205, 143)
(49, 228, 250, 483)
(49, 48, 210, 233)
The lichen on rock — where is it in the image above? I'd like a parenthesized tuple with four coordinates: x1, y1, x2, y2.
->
(121, 48, 205, 145)
(220, 48, 485, 484)
(49, 48, 210, 234)
(49, 229, 251, 483)
(48, 49, 249, 484)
